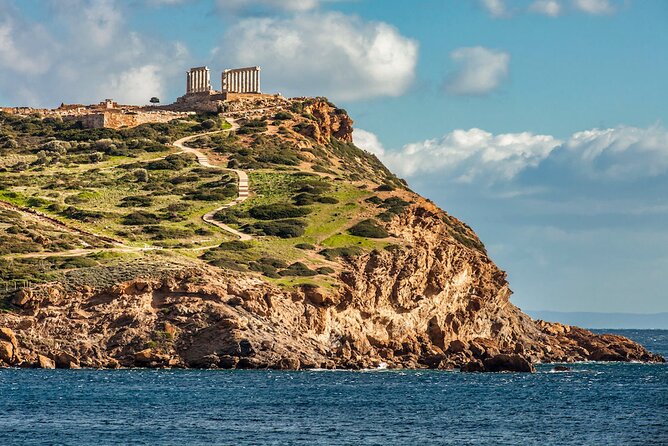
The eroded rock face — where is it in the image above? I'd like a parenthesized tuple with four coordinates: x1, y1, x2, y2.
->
(298, 100, 353, 144)
(0, 201, 663, 371)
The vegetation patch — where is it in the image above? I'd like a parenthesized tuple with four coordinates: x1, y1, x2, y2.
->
(279, 262, 318, 277)
(319, 246, 363, 261)
(248, 219, 307, 238)
(249, 203, 312, 220)
(121, 211, 161, 226)
(348, 219, 389, 239)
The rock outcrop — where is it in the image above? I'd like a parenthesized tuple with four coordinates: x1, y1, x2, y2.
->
(0, 199, 662, 371)
(297, 99, 353, 144)
(0, 97, 662, 372)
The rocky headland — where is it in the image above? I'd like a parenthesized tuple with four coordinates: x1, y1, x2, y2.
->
(0, 97, 663, 372)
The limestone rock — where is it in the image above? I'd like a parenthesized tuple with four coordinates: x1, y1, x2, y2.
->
(460, 359, 485, 373)
(134, 348, 170, 367)
(0, 328, 21, 365)
(37, 355, 55, 369)
(55, 352, 80, 369)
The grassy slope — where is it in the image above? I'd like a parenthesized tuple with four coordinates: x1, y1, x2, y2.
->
(0, 100, 419, 294)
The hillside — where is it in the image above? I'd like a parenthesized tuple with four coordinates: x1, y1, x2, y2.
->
(0, 98, 663, 371)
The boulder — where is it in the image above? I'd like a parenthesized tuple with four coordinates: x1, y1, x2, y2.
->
(590, 347, 624, 362)
(12, 289, 32, 307)
(0, 341, 15, 366)
(106, 358, 121, 369)
(552, 365, 571, 372)
(272, 357, 300, 370)
(134, 348, 170, 367)
(460, 359, 485, 372)
(37, 355, 56, 369)
(0, 328, 21, 365)
(0, 327, 19, 348)
(482, 354, 535, 373)
(55, 352, 80, 369)
(218, 355, 239, 369)
(447, 339, 467, 354)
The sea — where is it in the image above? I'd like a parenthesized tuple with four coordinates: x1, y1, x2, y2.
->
(1, 329, 666, 445)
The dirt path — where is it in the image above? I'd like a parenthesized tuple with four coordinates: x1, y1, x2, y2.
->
(5, 119, 251, 261)
(172, 120, 252, 241)
(0, 200, 123, 246)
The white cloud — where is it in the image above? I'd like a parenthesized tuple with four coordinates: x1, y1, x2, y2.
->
(217, 0, 320, 13)
(444, 46, 510, 96)
(529, 0, 562, 16)
(78, 0, 122, 47)
(480, 0, 618, 17)
(147, 0, 188, 5)
(361, 124, 668, 185)
(354, 129, 385, 156)
(215, 12, 418, 101)
(479, 0, 507, 17)
(0, 18, 53, 74)
(566, 125, 668, 179)
(374, 128, 562, 183)
(0, 0, 188, 107)
(108, 64, 164, 104)
(572, 0, 615, 14)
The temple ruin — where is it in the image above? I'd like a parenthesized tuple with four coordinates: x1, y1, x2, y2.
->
(222, 67, 261, 94)
(186, 66, 211, 94)
(1, 64, 283, 129)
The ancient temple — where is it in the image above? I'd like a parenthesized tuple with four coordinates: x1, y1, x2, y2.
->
(186, 67, 211, 94)
(222, 67, 261, 94)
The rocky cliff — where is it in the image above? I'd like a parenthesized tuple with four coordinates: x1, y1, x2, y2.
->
(0, 99, 663, 371)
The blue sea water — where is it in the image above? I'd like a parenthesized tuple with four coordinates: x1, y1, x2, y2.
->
(0, 329, 666, 445)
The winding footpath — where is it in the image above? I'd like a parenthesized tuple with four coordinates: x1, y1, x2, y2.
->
(5, 119, 252, 260)
(172, 120, 252, 241)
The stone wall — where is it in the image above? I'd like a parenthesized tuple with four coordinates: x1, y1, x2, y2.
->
(66, 110, 192, 129)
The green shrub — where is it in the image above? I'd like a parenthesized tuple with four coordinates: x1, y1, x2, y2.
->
(348, 219, 389, 238)
(142, 225, 193, 240)
(295, 243, 316, 250)
(146, 153, 195, 170)
(217, 240, 252, 251)
(238, 119, 268, 134)
(61, 206, 104, 222)
(279, 262, 317, 277)
(249, 203, 311, 220)
(316, 196, 339, 204)
(316, 266, 335, 275)
(292, 193, 315, 206)
(200, 119, 217, 130)
(213, 207, 247, 224)
(121, 211, 161, 225)
(162, 202, 190, 213)
(319, 246, 363, 261)
(274, 111, 293, 120)
(27, 197, 49, 207)
(258, 257, 288, 269)
(249, 219, 306, 238)
(248, 261, 279, 278)
(375, 184, 395, 192)
(119, 195, 153, 207)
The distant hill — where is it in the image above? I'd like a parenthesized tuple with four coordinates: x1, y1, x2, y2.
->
(527, 311, 668, 330)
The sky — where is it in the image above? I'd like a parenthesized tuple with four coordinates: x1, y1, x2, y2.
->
(1, 0, 667, 314)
